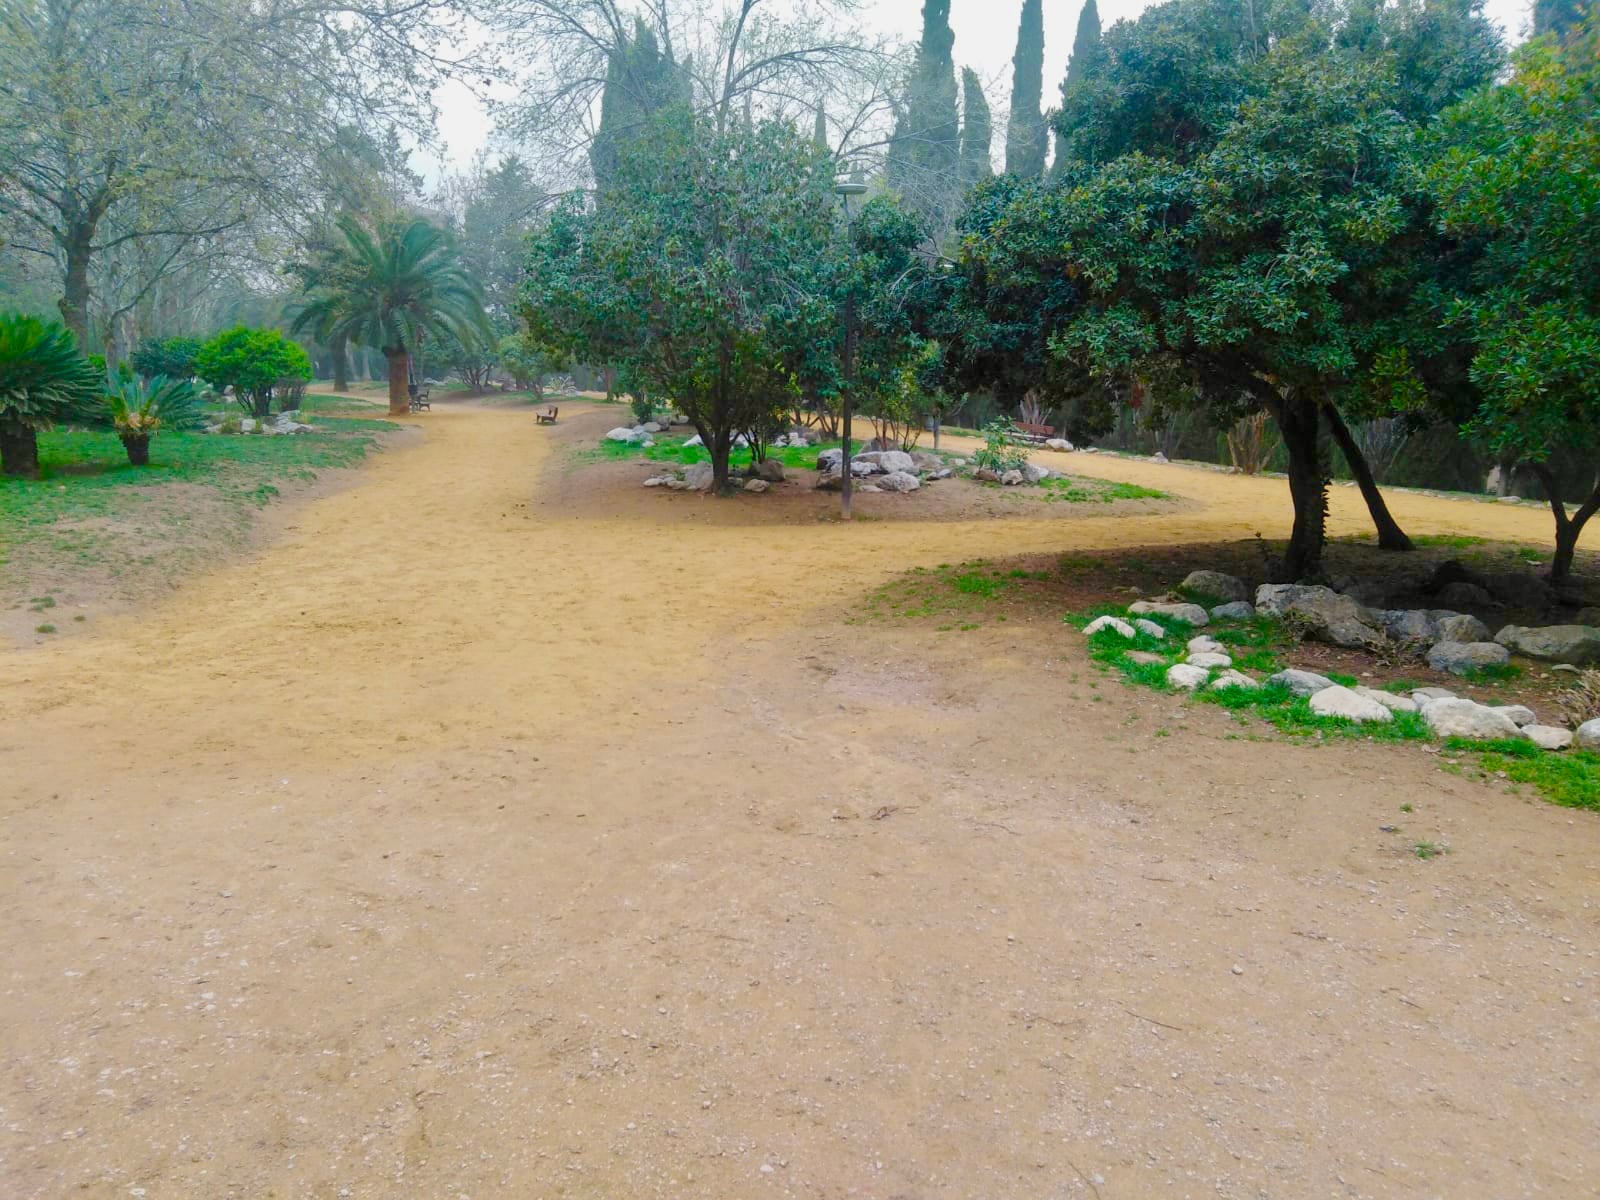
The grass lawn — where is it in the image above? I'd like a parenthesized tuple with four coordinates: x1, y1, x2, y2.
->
(580, 433, 846, 471)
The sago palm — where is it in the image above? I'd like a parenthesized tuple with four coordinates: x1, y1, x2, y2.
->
(108, 375, 203, 466)
(0, 313, 103, 477)
(292, 216, 487, 415)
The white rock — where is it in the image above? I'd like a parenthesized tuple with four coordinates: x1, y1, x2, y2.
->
(1020, 462, 1050, 484)
(682, 462, 715, 492)
(874, 450, 916, 473)
(1525, 724, 1574, 751)
(1000, 469, 1024, 485)
(642, 476, 672, 488)
(1491, 705, 1537, 727)
(1411, 687, 1456, 705)
(1352, 686, 1418, 714)
(605, 426, 640, 442)
(743, 478, 769, 493)
(1134, 619, 1166, 639)
(1577, 719, 1600, 750)
(1151, 452, 1169, 464)
(1044, 437, 1074, 451)
(1129, 600, 1209, 627)
(1422, 698, 1526, 741)
(1084, 615, 1136, 639)
(641, 421, 663, 433)
(875, 470, 921, 492)
(1187, 635, 1224, 655)
(1209, 670, 1258, 691)
(1166, 663, 1210, 690)
(1187, 651, 1233, 669)
(684, 433, 705, 448)
(1310, 685, 1393, 723)
(1265, 669, 1335, 697)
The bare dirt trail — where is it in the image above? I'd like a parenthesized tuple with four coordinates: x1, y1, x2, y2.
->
(2, 404, 1597, 1199)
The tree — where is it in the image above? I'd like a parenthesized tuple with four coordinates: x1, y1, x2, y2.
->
(0, 313, 101, 476)
(194, 327, 312, 420)
(887, 0, 961, 228)
(959, 70, 995, 190)
(1061, 0, 1106, 105)
(1426, 23, 1600, 581)
(1005, 0, 1047, 176)
(591, 20, 693, 190)
(292, 218, 487, 416)
(106, 375, 203, 466)
(130, 337, 201, 382)
(1534, 0, 1588, 37)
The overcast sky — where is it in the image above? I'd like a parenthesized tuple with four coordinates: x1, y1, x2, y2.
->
(427, 0, 1536, 175)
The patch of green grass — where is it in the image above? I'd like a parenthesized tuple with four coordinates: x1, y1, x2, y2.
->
(1459, 662, 1525, 686)
(35, 623, 56, 634)
(1412, 841, 1447, 860)
(1382, 678, 1424, 694)
(581, 433, 841, 472)
(1475, 745, 1600, 812)
(1412, 533, 1486, 550)
(1034, 475, 1170, 504)
(1400, 802, 1414, 812)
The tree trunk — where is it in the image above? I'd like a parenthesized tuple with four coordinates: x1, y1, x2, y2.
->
(603, 365, 616, 403)
(1270, 393, 1327, 581)
(57, 221, 94, 348)
(253, 390, 272, 419)
(1531, 465, 1600, 584)
(332, 333, 349, 393)
(386, 349, 410, 416)
(122, 434, 151, 466)
(0, 420, 40, 478)
(710, 428, 732, 493)
(1323, 404, 1413, 551)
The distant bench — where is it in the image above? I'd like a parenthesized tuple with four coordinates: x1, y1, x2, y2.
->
(1015, 421, 1055, 444)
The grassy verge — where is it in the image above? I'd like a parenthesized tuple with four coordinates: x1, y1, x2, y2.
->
(1034, 476, 1169, 503)
(580, 434, 846, 472)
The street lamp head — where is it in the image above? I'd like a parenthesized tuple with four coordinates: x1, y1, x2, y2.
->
(832, 179, 868, 197)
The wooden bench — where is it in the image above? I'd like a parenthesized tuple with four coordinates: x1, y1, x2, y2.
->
(408, 387, 431, 412)
(535, 406, 559, 425)
(1015, 421, 1055, 444)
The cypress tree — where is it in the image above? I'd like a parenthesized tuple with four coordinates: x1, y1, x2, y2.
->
(813, 103, 829, 154)
(590, 20, 691, 190)
(1004, 0, 1047, 176)
(1061, 0, 1106, 101)
(1534, 0, 1586, 37)
(887, 0, 960, 219)
(959, 68, 994, 188)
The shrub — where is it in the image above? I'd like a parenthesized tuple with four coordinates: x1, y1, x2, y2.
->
(971, 417, 1027, 474)
(1559, 669, 1600, 729)
(130, 335, 202, 381)
(0, 312, 103, 477)
(194, 326, 312, 418)
(106, 375, 203, 465)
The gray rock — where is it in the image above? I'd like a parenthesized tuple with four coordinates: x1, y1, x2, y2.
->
(1526, 724, 1574, 751)
(850, 458, 880, 476)
(1129, 600, 1210, 627)
(1494, 624, 1600, 665)
(1187, 651, 1233, 669)
(1576, 719, 1600, 750)
(1181, 570, 1250, 603)
(1254, 584, 1382, 648)
(1426, 641, 1510, 675)
(948, 457, 967, 467)
(1491, 704, 1537, 727)
(751, 458, 785, 482)
(1209, 670, 1259, 691)
(1083, 615, 1136, 639)
(605, 426, 641, 443)
(1483, 571, 1550, 609)
(1000, 469, 1024, 486)
(1310, 685, 1394, 723)
(875, 470, 921, 493)
(1265, 669, 1336, 697)
(1187, 635, 1224, 655)
(683, 462, 715, 492)
(1134, 618, 1167, 639)
(1422, 698, 1526, 741)
(743, 478, 770, 493)
(1411, 687, 1457, 706)
(816, 447, 842, 472)
(1437, 581, 1495, 609)
(1166, 663, 1209, 690)
(1210, 601, 1256, 621)
(641, 420, 664, 433)
(973, 467, 1000, 483)
(910, 451, 943, 472)
(1378, 609, 1436, 642)
(928, 468, 953, 480)
(1352, 686, 1419, 714)
(1433, 612, 1492, 643)
(874, 449, 916, 473)
(1020, 462, 1050, 484)
(1044, 437, 1074, 451)
(642, 476, 673, 488)
(814, 471, 843, 491)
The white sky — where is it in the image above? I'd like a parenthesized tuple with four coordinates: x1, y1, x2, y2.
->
(427, 0, 1535, 174)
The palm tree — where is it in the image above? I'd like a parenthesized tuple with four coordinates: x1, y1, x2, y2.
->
(0, 313, 103, 477)
(292, 216, 486, 416)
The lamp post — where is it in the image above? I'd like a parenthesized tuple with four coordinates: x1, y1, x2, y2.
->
(833, 175, 868, 520)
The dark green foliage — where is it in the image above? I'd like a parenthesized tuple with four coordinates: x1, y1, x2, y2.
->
(1004, 0, 1047, 177)
(194, 327, 313, 419)
(1534, 0, 1588, 37)
(130, 336, 201, 381)
(591, 19, 692, 191)
(0, 312, 103, 477)
(959, 69, 994, 190)
(887, 0, 961, 228)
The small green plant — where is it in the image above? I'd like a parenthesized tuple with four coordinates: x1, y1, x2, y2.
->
(629, 393, 654, 424)
(971, 417, 1027, 474)
(1400, 802, 1413, 813)
(35, 623, 56, 633)
(1460, 662, 1524, 685)
(107, 375, 203, 465)
(1412, 841, 1446, 860)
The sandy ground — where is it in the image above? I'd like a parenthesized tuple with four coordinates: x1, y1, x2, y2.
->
(2, 403, 1597, 1199)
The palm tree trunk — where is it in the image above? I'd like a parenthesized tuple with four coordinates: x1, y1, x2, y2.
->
(332, 333, 350, 393)
(1, 419, 40, 478)
(386, 349, 410, 416)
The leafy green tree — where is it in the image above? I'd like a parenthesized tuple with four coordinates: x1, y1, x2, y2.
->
(1534, 0, 1588, 37)
(194, 327, 313, 419)
(1426, 23, 1600, 581)
(959, 69, 995, 190)
(1004, 0, 1047, 176)
(130, 337, 202, 382)
(497, 334, 559, 397)
(0, 313, 102, 476)
(292, 217, 487, 416)
(106, 375, 203, 465)
(888, 0, 961, 228)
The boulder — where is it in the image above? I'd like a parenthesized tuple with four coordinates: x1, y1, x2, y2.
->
(1166, 663, 1210, 690)
(1483, 571, 1551, 610)
(751, 458, 785, 482)
(1129, 600, 1210, 626)
(1493, 624, 1600, 665)
(1210, 601, 1256, 621)
(1426, 640, 1511, 675)
(1020, 462, 1051, 484)
(1187, 651, 1233, 670)
(1433, 612, 1492, 643)
(849, 458, 880, 476)
(910, 451, 944, 472)
(1422, 698, 1526, 741)
(1411, 687, 1457, 705)
(928, 468, 954, 480)
(1526, 724, 1574, 751)
(684, 433, 705, 448)
(1181, 570, 1250, 603)
(1491, 704, 1537, 727)
(1151, 452, 1169, 464)
(641, 420, 664, 433)
(816, 447, 843, 472)
(973, 467, 1000, 482)
(1044, 437, 1074, 451)
(682, 462, 716, 492)
(948, 457, 967, 467)
(1254, 584, 1382, 648)
(1134, 619, 1167, 639)
(873, 450, 916, 473)
(1209, 670, 1259, 691)
(743, 478, 770, 493)
(1084, 615, 1137, 639)
(876, 470, 921, 493)
(815, 471, 843, 491)
(1310, 685, 1394, 724)
(1352, 686, 1418, 714)
(605, 426, 641, 443)
(1265, 669, 1336, 697)
(1378, 609, 1436, 642)
(1436, 581, 1496, 609)
(1000, 469, 1024, 486)
(1187, 635, 1224, 655)
(1576, 719, 1600, 750)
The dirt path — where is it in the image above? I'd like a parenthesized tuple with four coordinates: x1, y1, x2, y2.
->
(3, 405, 1597, 1198)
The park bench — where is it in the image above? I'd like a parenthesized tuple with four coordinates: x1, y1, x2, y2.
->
(408, 387, 431, 412)
(535, 405, 559, 425)
(1015, 421, 1055, 444)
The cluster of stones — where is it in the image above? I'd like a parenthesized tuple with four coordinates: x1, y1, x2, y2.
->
(971, 461, 1056, 486)
(605, 414, 694, 447)
(813, 447, 954, 494)
(206, 411, 313, 436)
(1085, 569, 1600, 753)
